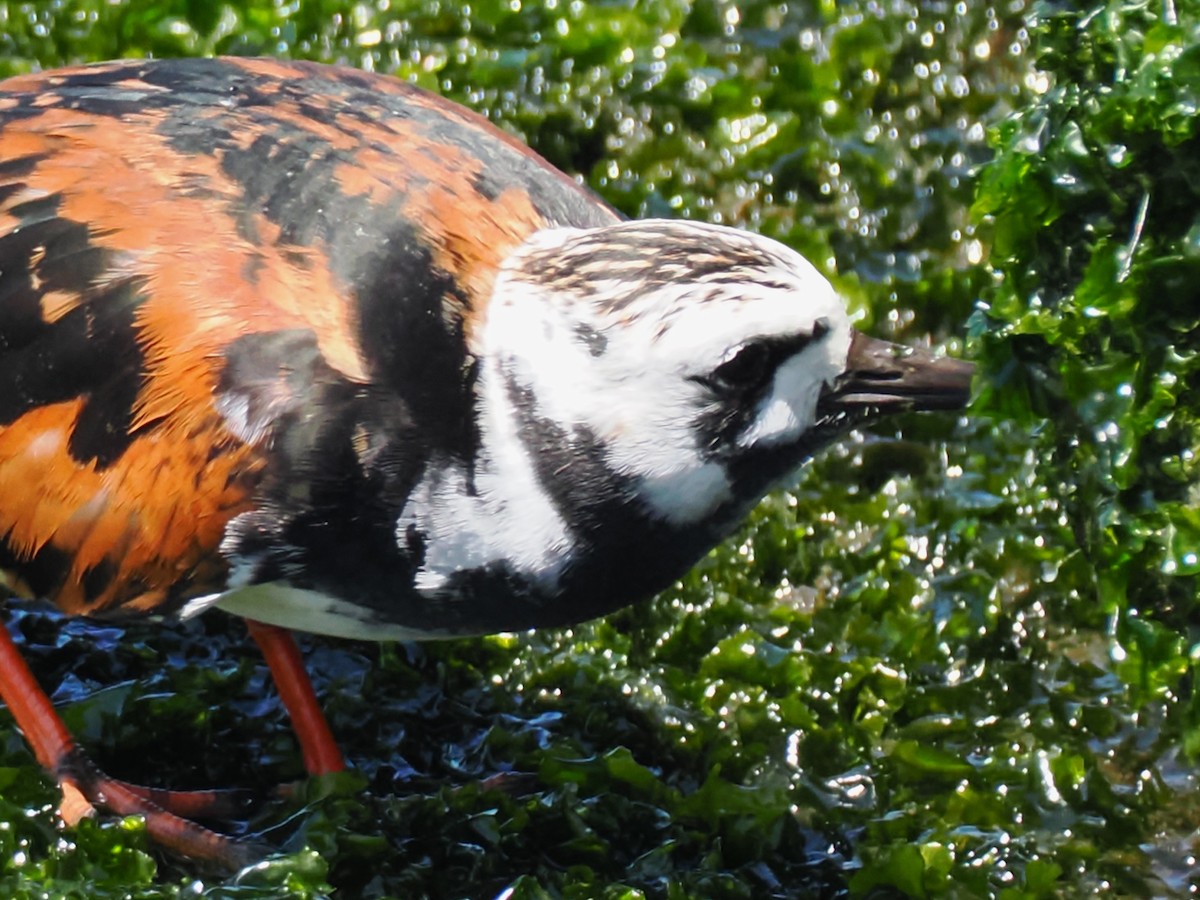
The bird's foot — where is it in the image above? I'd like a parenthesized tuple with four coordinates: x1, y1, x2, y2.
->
(53, 746, 267, 869)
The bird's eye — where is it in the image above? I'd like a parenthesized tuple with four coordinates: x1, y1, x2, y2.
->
(710, 342, 772, 392)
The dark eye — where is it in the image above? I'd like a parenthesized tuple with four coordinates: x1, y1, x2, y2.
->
(710, 342, 773, 392)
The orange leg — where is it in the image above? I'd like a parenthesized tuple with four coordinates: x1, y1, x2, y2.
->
(244, 619, 346, 776)
(0, 619, 260, 867)
(91, 780, 255, 820)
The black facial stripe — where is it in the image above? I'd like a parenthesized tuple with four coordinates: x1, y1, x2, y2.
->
(709, 342, 772, 392)
(723, 408, 862, 500)
(494, 366, 725, 629)
(692, 412, 738, 458)
(760, 321, 831, 366)
(501, 370, 625, 534)
(691, 321, 833, 457)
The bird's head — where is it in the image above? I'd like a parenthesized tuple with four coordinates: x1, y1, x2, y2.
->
(483, 219, 972, 530)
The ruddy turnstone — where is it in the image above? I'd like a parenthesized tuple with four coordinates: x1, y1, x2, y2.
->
(0, 57, 973, 863)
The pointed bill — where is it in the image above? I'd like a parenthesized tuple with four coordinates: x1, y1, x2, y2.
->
(820, 330, 974, 414)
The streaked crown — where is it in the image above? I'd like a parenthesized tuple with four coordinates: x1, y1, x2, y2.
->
(483, 219, 854, 525)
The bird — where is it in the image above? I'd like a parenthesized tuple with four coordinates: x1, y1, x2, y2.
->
(0, 56, 973, 866)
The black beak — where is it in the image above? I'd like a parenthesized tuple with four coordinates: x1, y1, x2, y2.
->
(819, 330, 974, 415)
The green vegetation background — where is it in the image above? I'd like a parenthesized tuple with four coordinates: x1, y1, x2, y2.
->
(0, 0, 1197, 897)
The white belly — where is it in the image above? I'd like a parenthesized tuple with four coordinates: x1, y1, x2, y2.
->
(212, 582, 451, 641)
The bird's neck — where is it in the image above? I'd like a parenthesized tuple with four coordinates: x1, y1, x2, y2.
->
(394, 357, 580, 600)
(392, 355, 764, 632)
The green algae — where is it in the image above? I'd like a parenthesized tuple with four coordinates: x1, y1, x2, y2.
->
(0, 0, 1196, 897)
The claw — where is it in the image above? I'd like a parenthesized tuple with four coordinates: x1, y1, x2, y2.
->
(1, 619, 270, 868)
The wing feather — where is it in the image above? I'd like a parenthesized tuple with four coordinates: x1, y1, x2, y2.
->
(0, 58, 617, 618)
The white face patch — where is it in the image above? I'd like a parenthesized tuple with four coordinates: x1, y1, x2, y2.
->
(394, 357, 574, 593)
(483, 219, 854, 526)
(737, 327, 854, 449)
